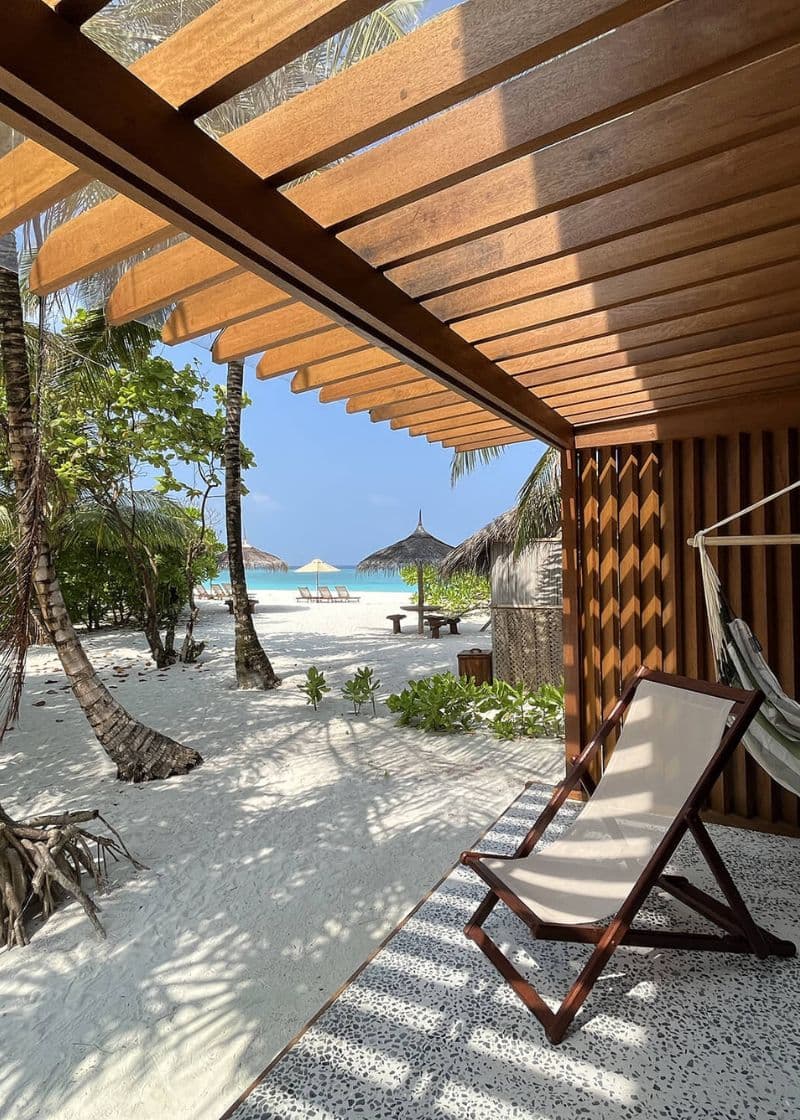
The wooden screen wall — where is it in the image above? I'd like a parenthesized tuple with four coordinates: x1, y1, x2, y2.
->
(565, 428, 800, 834)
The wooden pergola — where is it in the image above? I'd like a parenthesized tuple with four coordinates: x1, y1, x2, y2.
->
(2, 0, 800, 831)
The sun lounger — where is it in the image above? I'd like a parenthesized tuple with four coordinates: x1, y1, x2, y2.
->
(461, 667, 795, 1044)
(193, 586, 213, 601)
(209, 585, 227, 601)
(318, 586, 343, 602)
(296, 586, 320, 602)
(335, 585, 360, 603)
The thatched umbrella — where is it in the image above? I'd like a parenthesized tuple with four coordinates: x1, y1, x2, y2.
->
(218, 539, 288, 571)
(358, 512, 453, 634)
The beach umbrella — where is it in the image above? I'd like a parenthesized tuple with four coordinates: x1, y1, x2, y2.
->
(218, 539, 288, 571)
(295, 557, 340, 593)
(357, 512, 453, 634)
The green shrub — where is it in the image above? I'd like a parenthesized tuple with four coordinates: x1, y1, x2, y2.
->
(298, 666, 330, 710)
(387, 674, 564, 740)
(399, 565, 490, 615)
(342, 666, 381, 715)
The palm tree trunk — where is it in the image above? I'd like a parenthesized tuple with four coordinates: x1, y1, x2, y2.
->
(0, 239, 201, 781)
(224, 360, 280, 689)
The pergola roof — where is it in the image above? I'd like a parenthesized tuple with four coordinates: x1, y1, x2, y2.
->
(2, 0, 800, 452)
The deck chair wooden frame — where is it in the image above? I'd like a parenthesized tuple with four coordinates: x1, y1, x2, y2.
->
(462, 668, 796, 1044)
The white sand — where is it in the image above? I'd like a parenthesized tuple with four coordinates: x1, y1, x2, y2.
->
(0, 591, 562, 1120)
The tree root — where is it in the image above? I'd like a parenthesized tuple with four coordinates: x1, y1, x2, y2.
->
(0, 807, 145, 950)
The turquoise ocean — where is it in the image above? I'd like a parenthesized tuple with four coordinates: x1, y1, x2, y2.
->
(209, 566, 407, 594)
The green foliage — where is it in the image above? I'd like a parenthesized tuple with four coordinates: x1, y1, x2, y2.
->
(387, 674, 565, 740)
(298, 666, 330, 711)
(341, 666, 381, 715)
(399, 565, 490, 614)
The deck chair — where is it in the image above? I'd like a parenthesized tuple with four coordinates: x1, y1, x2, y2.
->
(335, 585, 360, 602)
(318, 586, 340, 602)
(209, 584, 227, 601)
(462, 668, 795, 1044)
(296, 587, 318, 602)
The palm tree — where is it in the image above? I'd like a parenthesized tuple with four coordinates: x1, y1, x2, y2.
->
(0, 231, 201, 780)
(451, 444, 562, 553)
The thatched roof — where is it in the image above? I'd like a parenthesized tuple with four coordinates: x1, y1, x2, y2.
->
(439, 508, 518, 579)
(357, 513, 453, 573)
(218, 542, 287, 571)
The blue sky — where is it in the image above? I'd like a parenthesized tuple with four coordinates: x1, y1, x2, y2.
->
(169, 337, 545, 566)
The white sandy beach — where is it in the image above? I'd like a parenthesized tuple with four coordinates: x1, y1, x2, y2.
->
(0, 590, 562, 1120)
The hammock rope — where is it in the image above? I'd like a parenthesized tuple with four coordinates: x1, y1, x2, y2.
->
(690, 479, 800, 798)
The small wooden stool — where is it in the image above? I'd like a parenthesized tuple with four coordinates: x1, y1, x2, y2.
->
(444, 616, 461, 634)
(426, 615, 446, 638)
(387, 613, 407, 634)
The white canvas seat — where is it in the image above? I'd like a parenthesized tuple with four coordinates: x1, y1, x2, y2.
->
(479, 680, 735, 925)
(461, 668, 795, 1044)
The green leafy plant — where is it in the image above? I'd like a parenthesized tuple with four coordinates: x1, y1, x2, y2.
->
(342, 666, 381, 715)
(298, 666, 330, 711)
(399, 565, 490, 614)
(387, 674, 565, 740)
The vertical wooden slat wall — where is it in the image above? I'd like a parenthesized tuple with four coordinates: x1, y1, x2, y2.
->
(568, 428, 800, 834)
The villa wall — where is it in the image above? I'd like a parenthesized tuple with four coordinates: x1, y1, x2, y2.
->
(563, 428, 800, 835)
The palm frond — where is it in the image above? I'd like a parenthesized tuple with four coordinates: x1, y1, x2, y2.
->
(450, 446, 506, 486)
(59, 491, 190, 554)
(514, 446, 561, 556)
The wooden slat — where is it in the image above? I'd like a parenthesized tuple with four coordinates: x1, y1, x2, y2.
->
(345, 379, 449, 413)
(702, 436, 731, 815)
(562, 448, 585, 763)
(513, 306, 800, 385)
(426, 419, 517, 442)
(230, 0, 639, 185)
(2, 2, 572, 445)
(366, 391, 466, 422)
(410, 413, 509, 438)
(292, 349, 402, 389)
(387, 402, 487, 428)
(0, 139, 87, 234)
(445, 431, 533, 451)
(454, 225, 800, 343)
(162, 273, 291, 344)
(106, 241, 241, 325)
(0, 0, 388, 233)
(564, 367, 800, 422)
(659, 441, 679, 673)
(598, 448, 622, 721)
(423, 185, 800, 322)
(618, 446, 642, 683)
(638, 443, 662, 668)
(387, 126, 800, 299)
(21, 0, 655, 290)
(483, 258, 800, 363)
(212, 305, 333, 363)
(257, 329, 368, 380)
(314, 0, 800, 238)
(318, 367, 424, 402)
(574, 389, 800, 445)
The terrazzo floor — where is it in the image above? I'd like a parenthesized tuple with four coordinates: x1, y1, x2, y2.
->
(222, 784, 800, 1120)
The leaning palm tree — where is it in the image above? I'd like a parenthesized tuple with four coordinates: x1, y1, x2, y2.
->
(451, 444, 562, 553)
(0, 231, 201, 781)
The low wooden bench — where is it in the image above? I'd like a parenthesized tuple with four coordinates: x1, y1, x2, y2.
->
(387, 613, 407, 635)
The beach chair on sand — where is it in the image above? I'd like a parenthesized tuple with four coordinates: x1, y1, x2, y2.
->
(296, 586, 319, 602)
(318, 586, 342, 602)
(461, 668, 795, 1044)
(335, 585, 360, 603)
(209, 585, 227, 601)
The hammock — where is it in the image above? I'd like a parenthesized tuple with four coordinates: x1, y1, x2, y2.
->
(690, 479, 800, 798)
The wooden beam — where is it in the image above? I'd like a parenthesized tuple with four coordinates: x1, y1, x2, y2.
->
(212, 306, 333, 364)
(256, 329, 367, 379)
(388, 402, 485, 428)
(504, 296, 800, 379)
(341, 42, 800, 264)
(574, 388, 800, 445)
(387, 126, 800, 300)
(292, 349, 402, 390)
(318, 367, 424, 402)
(1, 3, 571, 446)
(482, 258, 800, 362)
(522, 325, 800, 395)
(162, 273, 291, 344)
(370, 393, 475, 422)
(425, 186, 800, 323)
(454, 224, 800, 343)
(0, 0, 388, 234)
(426, 419, 517, 442)
(411, 413, 501, 438)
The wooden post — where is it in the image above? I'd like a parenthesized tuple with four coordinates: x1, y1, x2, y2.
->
(561, 447, 583, 775)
